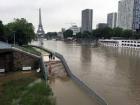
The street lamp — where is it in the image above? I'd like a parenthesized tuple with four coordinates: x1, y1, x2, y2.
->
(13, 31, 16, 46)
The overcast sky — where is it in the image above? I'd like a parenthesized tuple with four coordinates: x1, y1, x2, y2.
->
(0, 0, 120, 32)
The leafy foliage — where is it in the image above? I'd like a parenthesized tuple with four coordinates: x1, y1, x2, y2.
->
(45, 32, 57, 39)
(63, 29, 73, 38)
(112, 27, 123, 37)
(0, 18, 35, 45)
(0, 20, 6, 41)
(75, 27, 140, 39)
(6, 18, 35, 45)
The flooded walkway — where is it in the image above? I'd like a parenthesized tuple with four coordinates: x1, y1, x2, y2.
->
(49, 78, 98, 105)
(46, 61, 99, 105)
(36, 48, 100, 105)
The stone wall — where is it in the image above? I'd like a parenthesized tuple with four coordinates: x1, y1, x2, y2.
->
(0, 50, 40, 72)
(13, 51, 40, 71)
(0, 51, 14, 72)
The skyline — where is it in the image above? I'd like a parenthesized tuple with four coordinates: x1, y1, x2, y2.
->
(0, 0, 120, 32)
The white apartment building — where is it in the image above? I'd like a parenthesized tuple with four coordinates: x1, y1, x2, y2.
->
(69, 25, 80, 35)
(117, 0, 140, 31)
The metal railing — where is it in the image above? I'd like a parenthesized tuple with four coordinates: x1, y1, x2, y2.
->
(39, 56, 48, 81)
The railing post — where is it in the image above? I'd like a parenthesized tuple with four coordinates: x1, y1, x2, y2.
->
(40, 56, 48, 82)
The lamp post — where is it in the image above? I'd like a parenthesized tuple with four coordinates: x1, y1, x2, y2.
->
(13, 31, 15, 46)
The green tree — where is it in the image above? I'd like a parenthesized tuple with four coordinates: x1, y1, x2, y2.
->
(101, 27, 113, 39)
(0, 20, 6, 41)
(133, 31, 140, 39)
(6, 18, 35, 45)
(76, 32, 82, 39)
(63, 29, 73, 38)
(92, 29, 102, 39)
(122, 29, 133, 39)
(81, 31, 92, 39)
(112, 27, 123, 37)
(45, 32, 57, 39)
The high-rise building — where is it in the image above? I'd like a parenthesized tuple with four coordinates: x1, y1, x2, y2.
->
(117, 0, 140, 31)
(81, 9, 93, 32)
(107, 12, 117, 28)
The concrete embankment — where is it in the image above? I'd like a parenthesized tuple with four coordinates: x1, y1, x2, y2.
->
(46, 60, 99, 105)
(0, 42, 40, 72)
(34, 47, 99, 105)
(31, 45, 108, 105)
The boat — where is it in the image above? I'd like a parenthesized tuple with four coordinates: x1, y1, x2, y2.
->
(99, 39, 140, 49)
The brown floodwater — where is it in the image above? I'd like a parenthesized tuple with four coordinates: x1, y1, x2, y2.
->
(49, 78, 99, 105)
(35, 48, 99, 105)
(33, 40, 140, 105)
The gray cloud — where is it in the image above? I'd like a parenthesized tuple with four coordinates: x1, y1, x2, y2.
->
(0, 0, 120, 32)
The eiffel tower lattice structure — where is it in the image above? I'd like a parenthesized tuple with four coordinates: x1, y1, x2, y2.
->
(37, 8, 45, 46)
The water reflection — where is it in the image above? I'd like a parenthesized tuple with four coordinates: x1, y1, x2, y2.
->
(33, 40, 140, 105)
(80, 46, 92, 62)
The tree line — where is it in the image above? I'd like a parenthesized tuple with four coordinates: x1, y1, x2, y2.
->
(63, 27, 140, 40)
(45, 32, 57, 39)
(0, 18, 35, 45)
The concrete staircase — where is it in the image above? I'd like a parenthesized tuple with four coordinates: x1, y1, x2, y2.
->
(46, 61, 67, 79)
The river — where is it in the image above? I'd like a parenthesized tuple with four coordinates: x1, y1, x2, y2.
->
(33, 40, 140, 105)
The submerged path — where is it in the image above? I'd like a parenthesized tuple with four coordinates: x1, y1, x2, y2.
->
(46, 61, 99, 105)
(35, 48, 100, 105)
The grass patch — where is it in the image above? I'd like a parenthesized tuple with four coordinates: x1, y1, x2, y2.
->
(0, 78, 34, 105)
(19, 81, 55, 105)
(14, 45, 41, 56)
(0, 77, 55, 105)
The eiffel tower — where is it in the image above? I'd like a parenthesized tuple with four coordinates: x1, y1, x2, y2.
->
(37, 8, 45, 46)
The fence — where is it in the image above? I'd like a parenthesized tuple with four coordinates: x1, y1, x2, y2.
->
(39, 56, 48, 81)
(30, 45, 108, 105)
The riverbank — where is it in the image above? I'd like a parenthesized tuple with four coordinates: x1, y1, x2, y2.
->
(0, 71, 55, 105)
(0, 41, 56, 105)
(0, 42, 107, 105)
(32, 45, 105, 105)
